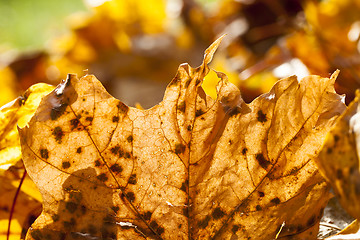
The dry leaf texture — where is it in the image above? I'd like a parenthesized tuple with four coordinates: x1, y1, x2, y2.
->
(20, 38, 346, 240)
(318, 90, 360, 220)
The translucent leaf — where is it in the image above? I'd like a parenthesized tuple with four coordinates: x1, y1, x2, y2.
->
(20, 38, 345, 240)
(0, 83, 54, 170)
(318, 89, 360, 220)
(0, 170, 42, 240)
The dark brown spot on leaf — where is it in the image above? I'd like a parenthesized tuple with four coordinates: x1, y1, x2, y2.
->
(110, 163, 123, 173)
(232, 224, 240, 234)
(117, 102, 129, 114)
(65, 202, 78, 213)
(128, 174, 137, 185)
(212, 207, 225, 219)
(228, 106, 241, 117)
(53, 126, 64, 144)
(180, 182, 186, 192)
(70, 118, 80, 130)
(150, 221, 159, 229)
(257, 110, 267, 123)
(111, 146, 120, 154)
(95, 160, 101, 167)
(50, 103, 68, 120)
(76, 147, 82, 153)
(187, 125, 192, 131)
(270, 197, 281, 205)
(112, 116, 119, 122)
(127, 135, 133, 143)
(62, 161, 71, 169)
(196, 109, 205, 117)
(143, 211, 152, 221)
(127, 192, 135, 202)
(97, 173, 108, 182)
(149, 220, 164, 235)
(111, 206, 120, 212)
(178, 102, 186, 113)
(242, 148, 248, 155)
(175, 143, 186, 154)
(198, 216, 210, 229)
(256, 205, 262, 211)
(258, 191, 265, 197)
(40, 149, 49, 159)
(51, 214, 60, 222)
(86, 116, 93, 122)
(157, 226, 165, 235)
(256, 153, 270, 169)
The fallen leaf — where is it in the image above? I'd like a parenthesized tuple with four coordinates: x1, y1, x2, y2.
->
(317, 90, 360, 220)
(0, 83, 54, 170)
(20, 38, 345, 239)
(0, 168, 42, 240)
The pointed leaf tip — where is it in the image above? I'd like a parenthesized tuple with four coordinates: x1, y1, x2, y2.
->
(203, 35, 226, 65)
(330, 69, 340, 81)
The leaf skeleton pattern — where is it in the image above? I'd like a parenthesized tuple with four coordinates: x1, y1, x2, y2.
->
(19, 38, 346, 240)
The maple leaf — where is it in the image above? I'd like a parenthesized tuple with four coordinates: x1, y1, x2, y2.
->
(19, 38, 346, 240)
(317, 90, 360, 220)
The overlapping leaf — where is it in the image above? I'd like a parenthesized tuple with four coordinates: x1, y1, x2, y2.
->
(0, 83, 54, 170)
(0, 170, 42, 240)
(318, 90, 360, 220)
(20, 38, 345, 239)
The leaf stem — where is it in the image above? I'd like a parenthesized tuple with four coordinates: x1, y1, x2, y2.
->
(7, 169, 27, 240)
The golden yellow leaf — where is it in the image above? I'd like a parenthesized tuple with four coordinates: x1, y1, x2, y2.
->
(0, 169, 42, 240)
(20, 38, 345, 239)
(0, 83, 54, 170)
(317, 89, 360, 220)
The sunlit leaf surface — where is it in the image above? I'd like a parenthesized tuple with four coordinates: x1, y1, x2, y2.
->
(20, 38, 345, 239)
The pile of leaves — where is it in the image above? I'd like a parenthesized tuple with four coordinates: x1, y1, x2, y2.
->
(2, 0, 360, 239)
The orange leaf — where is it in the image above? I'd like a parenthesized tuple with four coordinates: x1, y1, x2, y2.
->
(20, 38, 345, 239)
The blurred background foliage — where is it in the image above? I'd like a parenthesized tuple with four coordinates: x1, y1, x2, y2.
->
(2, 0, 360, 238)
(2, 0, 360, 108)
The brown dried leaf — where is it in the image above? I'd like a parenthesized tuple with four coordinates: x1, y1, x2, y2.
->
(20, 38, 345, 240)
(317, 90, 360, 220)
